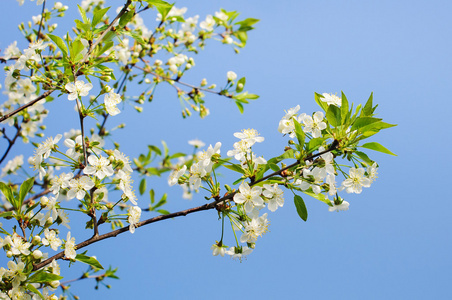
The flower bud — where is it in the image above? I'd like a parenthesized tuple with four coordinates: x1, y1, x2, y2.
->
(6, 251, 13, 258)
(40, 196, 49, 207)
(200, 78, 207, 86)
(33, 250, 43, 259)
(32, 235, 41, 245)
(50, 280, 60, 288)
(227, 71, 237, 81)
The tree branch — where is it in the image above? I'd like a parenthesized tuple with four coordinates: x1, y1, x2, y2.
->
(32, 142, 339, 271)
(0, 90, 54, 123)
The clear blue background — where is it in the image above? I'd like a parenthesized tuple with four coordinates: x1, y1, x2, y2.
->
(1, 0, 451, 299)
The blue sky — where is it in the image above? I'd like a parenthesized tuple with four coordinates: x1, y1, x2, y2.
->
(1, 0, 451, 299)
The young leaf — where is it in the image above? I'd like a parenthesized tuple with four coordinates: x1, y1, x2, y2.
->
(0, 182, 16, 208)
(293, 118, 305, 146)
(77, 5, 89, 24)
(139, 178, 146, 195)
(75, 253, 104, 269)
(28, 270, 63, 283)
(294, 194, 308, 221)
(326, 104, 341, 127)
(361, 142, 396, 156)
(48, 34, 68, 57)
(340, 92, 349, 124)
(92, 7, 110, 28)
(362, 92, 374, 116)
(236, 77, 246, 93)
(146, 0, 173, 20)
(119, 9, 135, 28)
(27, 284, 44, 299)
(223, 163, 246, 174)
(314, 92, 329, 113)
(18, 177, 34, 208)
(351, 117, 382, 132)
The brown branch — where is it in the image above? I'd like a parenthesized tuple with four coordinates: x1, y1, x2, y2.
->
(32, 142, 339, 271)
(0, 125, 22, 165)
(0, 90, 54, 123)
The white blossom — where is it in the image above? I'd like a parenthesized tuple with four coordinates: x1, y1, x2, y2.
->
(64, 232, 76, 259)
(104, 91, 122, 116)
(128, 206, 141, 234)
(341, 167, 371, 194)
(65, 80, 93, 100)
(83, 155, 114, 180)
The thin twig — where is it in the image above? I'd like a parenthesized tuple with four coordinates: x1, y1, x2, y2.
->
(0, 125, 22, 165)
(0, 90, 54, 123)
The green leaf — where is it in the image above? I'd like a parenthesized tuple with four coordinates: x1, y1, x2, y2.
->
(157, 209, 170, 215)
(351, 117, 382, 131)
(361, 142, 396, 156)
(314, 92, 329, 113)
(0, 211, 13, 218)
(235, 101, 244, 114)
(78, 5, 89, 24)
(234, 31, 248, 45)
(362, 92, 373, 116)
(223, 163, 246, 174)
(294, 194, 308, 221)
(18, 177, 34, 208)
(269, 163, 280, 172)
(146, 0, 173, 20)
(355, 151, 373, 165)
(28, 270, 63, 283)
(340, 92, 349, 124)
(326, 104, 341, 127)
(293, 118, 305, 146)
(236, 77, 246, 93)
(48, 34, 68, 57)
(149, 189, 155, 204)
(139, 178, 146, 195)
(306, 137, 325, 153)
(303, 190, 333, 206)
(119, 9, 135, 28)
(267, 149, 295, 165)
(70, 40, 84, 62)
(235, 18, 260, 28)
(92, 7, 110, 28)
(0, 182, 16, 208)
(148, 145, 162, 156)
(75, 254, 104, 269)
(27, 284, 44, 299)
